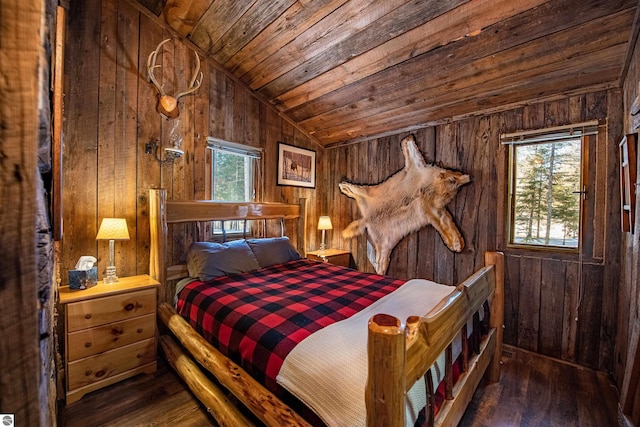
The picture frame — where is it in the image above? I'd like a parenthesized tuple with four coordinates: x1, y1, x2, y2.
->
(619, 133, 637, 233)
(277, 142, 316, 188)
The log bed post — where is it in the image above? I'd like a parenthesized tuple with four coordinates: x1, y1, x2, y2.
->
(297, 197, 308, 256)
(485, 251, 504, 382)
(366, 314, 406, 427)
(150, 188, 167, 303)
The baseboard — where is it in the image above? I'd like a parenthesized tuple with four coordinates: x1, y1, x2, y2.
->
(502, 344, 607, 374)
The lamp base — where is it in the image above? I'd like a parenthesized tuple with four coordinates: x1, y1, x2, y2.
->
(319, 242, 327, 255)
(103, 266, 118, 284)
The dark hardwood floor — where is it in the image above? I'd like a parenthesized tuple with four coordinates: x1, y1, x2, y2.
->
(60, 345, 619, 426)
(459, 346, 618, 427)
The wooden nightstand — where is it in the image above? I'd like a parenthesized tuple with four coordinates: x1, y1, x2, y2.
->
(307, 248, 352, 267)
(59, 275, 160, 404)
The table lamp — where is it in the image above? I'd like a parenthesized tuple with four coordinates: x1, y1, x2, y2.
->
(96, 218, 130, 284)
(317, 216, 333, 253)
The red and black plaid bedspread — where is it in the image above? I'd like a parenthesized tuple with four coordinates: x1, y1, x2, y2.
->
(176, 258, 405, 392)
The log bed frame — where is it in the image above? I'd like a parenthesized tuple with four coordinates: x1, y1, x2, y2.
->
(149, 188, 504, 427)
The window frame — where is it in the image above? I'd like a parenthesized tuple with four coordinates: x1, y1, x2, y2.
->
(206, 137, 263, 238)
(503, 122, 597, 253)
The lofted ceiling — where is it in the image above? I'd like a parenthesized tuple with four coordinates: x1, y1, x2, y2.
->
(138, 0, 638, 147)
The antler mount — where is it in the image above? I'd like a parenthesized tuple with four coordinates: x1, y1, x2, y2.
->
(147, 38, 203, 119)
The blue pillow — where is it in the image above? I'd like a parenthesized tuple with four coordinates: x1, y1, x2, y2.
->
(246, 237, 301, 268)
(186, 240, 261, 282)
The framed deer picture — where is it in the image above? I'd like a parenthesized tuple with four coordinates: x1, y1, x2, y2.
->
(277, 143, 316, 188)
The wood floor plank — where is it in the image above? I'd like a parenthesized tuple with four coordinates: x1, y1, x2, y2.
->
(61, 345, 618, 426)
(520, 357, 554, 425)
(460, 346, 618, 427)
(462, 347, 529, 426)
(545, 361, 579, 425)
(575, 364, 616, 427)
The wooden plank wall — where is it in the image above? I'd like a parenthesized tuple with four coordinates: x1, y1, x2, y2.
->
(61, 0, 321, 285)
(0, 0, 45, 424)
(322, 90, 622, 373)
(619, 26, 640, 399)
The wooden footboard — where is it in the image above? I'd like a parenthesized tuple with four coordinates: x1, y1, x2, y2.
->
(366, 251, 504, 427)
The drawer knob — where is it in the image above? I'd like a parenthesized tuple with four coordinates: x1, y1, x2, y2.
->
(136, 353, 143, 359)
(111, 326, 123, 335)
(84, 342, 92, 348)
(84, 313, 92, 319)
(85, 370, 92, 376)
(137, 328, 143, 334)
(95, 370, 106, 378)
(124, 303, 135, 311)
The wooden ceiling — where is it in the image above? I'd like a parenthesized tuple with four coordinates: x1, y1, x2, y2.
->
(139, 0, 638, 146)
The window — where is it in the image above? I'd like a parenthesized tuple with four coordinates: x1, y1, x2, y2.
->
(207, 137, 262, 235)
(502, 122, 598, 250)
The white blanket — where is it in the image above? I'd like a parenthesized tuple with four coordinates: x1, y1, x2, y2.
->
(276, 278, 457, 427)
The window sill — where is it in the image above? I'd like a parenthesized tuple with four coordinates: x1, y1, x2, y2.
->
(500, 246, 603, 264)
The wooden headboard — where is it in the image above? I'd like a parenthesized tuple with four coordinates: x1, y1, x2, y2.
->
(149, 188, 307, 303)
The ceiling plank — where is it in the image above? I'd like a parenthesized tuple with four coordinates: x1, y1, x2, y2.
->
(160, 0, 215, 37)
(284, 0, 634, 123)
(189, 0, 258, 53)
(273, 0, 549, 112)
(618, 0, 640, 84)
(224, 0, 350, 77)
(241, 0, 412, 90)
(297, 10, 632, 134)
(257, 0, 468, 96)
(314, 50, 623, 144)
(207, 0, 297, 64)
(324, 47, 623, 134)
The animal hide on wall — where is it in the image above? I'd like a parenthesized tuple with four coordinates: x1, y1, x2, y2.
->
(339, 135, 470, 275)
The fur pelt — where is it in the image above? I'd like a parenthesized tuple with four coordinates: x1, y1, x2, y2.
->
(339, 135, 470, 275)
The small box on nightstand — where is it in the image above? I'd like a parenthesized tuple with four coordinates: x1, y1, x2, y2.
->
(68, 267, 98, 290)
(307, 249, 352, 267)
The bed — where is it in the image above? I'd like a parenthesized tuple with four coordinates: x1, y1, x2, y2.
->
(149, 188, 504, 427)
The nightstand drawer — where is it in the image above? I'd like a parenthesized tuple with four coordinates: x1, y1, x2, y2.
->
(322, 253, 350, 267)
(307, 249, 352, 267)
(67, 313, 156, 361)
(67, 337, 157, 391)
(66, 288, 156, 332)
